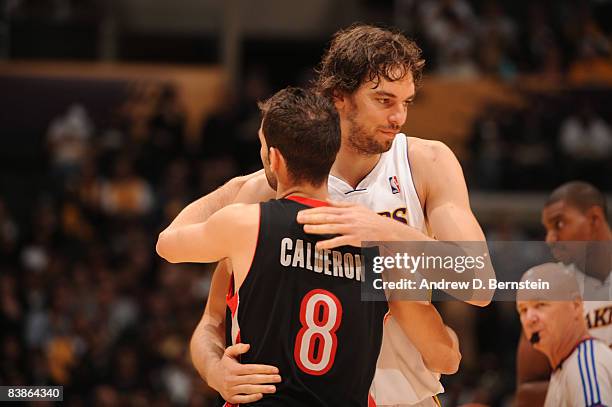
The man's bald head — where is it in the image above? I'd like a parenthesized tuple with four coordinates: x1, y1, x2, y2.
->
(516, 263, 581, 302)
(516, 263, 587, 364)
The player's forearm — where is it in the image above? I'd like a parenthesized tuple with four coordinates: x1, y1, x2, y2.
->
(390, 301, 461, 374)
(165, 170, 262, 230)
(420, 333, 461, 375)
(190, 313, 226, 389)
(191, 261, 233, 388)
(515, 381, 549, 407)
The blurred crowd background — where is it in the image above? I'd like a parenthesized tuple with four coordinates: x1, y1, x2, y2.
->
(1, 0, 611, 406)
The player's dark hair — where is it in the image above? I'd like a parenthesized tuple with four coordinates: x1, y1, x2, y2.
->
(314, 24, 425, 98)
(546, 181, 609, 221)
(258, 87, 340, 187)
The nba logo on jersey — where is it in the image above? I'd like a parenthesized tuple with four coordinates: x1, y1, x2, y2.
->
(389, 176, 401, 194)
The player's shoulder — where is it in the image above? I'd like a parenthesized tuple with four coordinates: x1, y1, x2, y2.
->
(405, 136, 462, 198)
(235, 172, 276, 204)
(406, 136, 457, 165)
(216, 202, 260, 229)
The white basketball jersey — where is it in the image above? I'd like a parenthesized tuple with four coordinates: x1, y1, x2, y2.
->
(569, 264, 612, 346)
(328, 134, 425, 232)
(544, 338, 612, 407)
(328, 134, 443, 406)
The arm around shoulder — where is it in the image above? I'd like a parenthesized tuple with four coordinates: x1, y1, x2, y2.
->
(162, 169, 264, 232)
(156, 203, 254, 264)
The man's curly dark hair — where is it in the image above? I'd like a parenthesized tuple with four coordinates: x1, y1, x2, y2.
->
(314, 24, 425, 98)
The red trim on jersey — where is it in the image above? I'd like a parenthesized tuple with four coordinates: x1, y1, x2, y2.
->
(226, 205, 260, 315)
(286, 195, 330, 207)
(226, 281, 238, 317)
(368, 393, 377, 407)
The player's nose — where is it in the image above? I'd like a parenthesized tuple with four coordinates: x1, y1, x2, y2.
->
(525, 308, 539, 324)
(545, 231, 557, 244)
(388, 105, 406, 127)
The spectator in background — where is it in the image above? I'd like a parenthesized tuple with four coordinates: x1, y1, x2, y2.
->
(510, 103, 557, 190)
(567, 14, 612, 86)
(141, 85, 187, 184)
(0, 198, 19, 263)
(525, 3, 559, 74)
(468, 106, 507, 189)
(234, 68, 272, 171)
(46, 104, 93, 185)
(69, 156, 103, 219)
(197, 88, 241, 192)
(1, 274, 22, 338)
(156, 158, 193, 228)
(198, 88, 240, 160)
(421, 0, 479, 77)
(559, 102, 612, 186)
(100, 156, 154, 217)
(477, 2, 518, 79)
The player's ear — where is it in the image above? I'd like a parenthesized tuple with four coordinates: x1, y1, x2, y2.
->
(587, 206, 604, 227)
(332, 89, 346, 111)
(571, 296, 583, 318)
(269, 147, 281, 172)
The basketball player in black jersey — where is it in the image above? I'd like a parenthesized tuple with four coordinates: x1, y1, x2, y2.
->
(157, 87, 389, 406)
(161, 25, 469, 405)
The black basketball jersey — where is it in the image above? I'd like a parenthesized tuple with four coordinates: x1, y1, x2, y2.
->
(224, 196, 388, 407)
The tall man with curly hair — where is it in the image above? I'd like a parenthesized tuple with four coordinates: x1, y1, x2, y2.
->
(160, 24, 492, 406)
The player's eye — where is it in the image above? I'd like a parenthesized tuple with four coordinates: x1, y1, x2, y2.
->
(403, 100, 414, 107)
(377, 98, 390, 105)
(534, 302, 546, 309)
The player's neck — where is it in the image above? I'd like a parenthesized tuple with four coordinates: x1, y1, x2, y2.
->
(548, 329, 590, 369)
(582, 239, 612, 282)
(331, 147, 381, 189)
(275, 182, 329, 202)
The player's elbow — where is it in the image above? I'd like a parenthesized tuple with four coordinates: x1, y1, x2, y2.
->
(466, 299, 491, 307)
(156, 231, 179, 263)
(423, 347, 461, 374)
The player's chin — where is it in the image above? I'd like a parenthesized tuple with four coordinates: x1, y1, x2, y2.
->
(551, 249, 572, 265)
(376, 138, 394, 152)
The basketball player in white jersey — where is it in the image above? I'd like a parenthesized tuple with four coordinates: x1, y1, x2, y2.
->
(516, 181, 612, 407)
(162, 25, 493, 406)
(517, 263, 612, 407)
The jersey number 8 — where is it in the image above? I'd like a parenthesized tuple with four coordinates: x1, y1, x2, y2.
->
(294, 289, 343, 375)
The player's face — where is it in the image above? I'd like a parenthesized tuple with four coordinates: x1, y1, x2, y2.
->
(339, 72, 415, 155)
(517, 300, 577, 355)
(542, 200, 592, 264)
(259, 126, 278, 191)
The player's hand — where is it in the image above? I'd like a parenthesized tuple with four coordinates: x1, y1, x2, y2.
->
(208, 343, 281, 404)
(297, 200, 420, 249)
